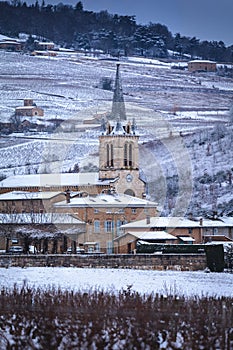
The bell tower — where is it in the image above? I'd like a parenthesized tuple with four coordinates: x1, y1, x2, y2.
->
(98, 65, 145, 198)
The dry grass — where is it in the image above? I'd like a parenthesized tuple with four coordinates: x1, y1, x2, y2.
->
(0, 284, 232, 349)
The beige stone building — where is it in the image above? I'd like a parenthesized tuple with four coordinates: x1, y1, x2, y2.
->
(188, 60, 216, 72)
(54, 191, 157, 253)
(114, 216, 233, 253)
(15, 98, 44, 117)
(0, 191, 66, 214)
(99, 119, 145, 198)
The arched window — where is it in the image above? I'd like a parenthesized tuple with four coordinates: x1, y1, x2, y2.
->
(110, 144, 114, 167)
(124, 143, 128, 166)
(129, 143, 133, 167)
(107, 144, 114, 167)
(124, 189, 135, 197)
(124, 142, 133, 167)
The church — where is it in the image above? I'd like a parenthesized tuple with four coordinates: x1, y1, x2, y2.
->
(0, 64, 158, 254)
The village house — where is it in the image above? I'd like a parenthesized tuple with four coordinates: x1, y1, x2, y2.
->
(114, 216, 233, 253)
(188, 60, 217, 72)
(35, 41, 55, 50)
(0, 40, 23, 51)
(54, 190, 158, 253)
(0, 212, 85, 253)
(0, 191, 66, 214)
(15, 98, 44, 117)
(0, 35, 24, 51)
(31, 41, 57, 57)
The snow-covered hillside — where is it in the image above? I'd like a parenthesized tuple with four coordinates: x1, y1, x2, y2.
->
(0, 51, 232, 217)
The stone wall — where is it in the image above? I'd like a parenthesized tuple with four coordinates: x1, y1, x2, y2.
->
(0, 253, 206, 271)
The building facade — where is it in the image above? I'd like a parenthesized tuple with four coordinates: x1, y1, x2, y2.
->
(99, 119, 145, 198)
(54, 191, 158, 253)
(0, 191, 66, 214)
(114, 216, 233, 253)
(15, 98, 44, 117)
(188, 60, 216, 72)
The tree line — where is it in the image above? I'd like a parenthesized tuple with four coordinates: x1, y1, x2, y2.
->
(0, 0, 233, 61)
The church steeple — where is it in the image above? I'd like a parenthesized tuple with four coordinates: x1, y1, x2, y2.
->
(98, 64, 145, 198)
(111, 63, 126, 121)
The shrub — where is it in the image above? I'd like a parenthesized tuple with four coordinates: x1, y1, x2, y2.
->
(0, 285, 232, 349)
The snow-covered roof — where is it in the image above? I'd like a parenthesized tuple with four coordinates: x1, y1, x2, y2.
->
(38, 42, 55, 45)
(121, 216, 233, 229)
(0, 34, 19, 42)
(188, 60, 216, 64)
(126, 231, 177, 240)
(54, 193, 157, 208)
(0, 34, 12, 41)
(220, 217, 233, 226)
(0, 40, 21, 45)
(0, 213, 85, 225)
(0, 191, 63, 201)
(0, 173, 111, 188)
(178, 236, 195, 242)
(15, 106, 39, 110)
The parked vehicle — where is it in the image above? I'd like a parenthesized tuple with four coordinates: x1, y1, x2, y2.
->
(8, 246, 24, 254)
(29, 245, 37, 254)
(66, 247, 85, 254)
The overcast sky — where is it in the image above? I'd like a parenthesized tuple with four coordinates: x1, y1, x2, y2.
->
(42, 0, 232, 46)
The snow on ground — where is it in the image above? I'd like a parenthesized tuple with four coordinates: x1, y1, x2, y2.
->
(0, 267, 232, 297)
(0, 51, 233, 214)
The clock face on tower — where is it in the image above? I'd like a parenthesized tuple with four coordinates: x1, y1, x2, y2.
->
(126, 174, 133, 182)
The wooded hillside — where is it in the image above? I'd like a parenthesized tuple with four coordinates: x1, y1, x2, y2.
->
(0, 1, 233, 61)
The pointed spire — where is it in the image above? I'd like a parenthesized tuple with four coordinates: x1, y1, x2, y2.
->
(111, 63, 126, 121)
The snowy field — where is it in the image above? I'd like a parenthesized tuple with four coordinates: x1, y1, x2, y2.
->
(0, 51, 233, 215)
(0, 267, 233, 297)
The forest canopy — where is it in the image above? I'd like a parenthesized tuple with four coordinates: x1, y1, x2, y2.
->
(0, 1, 232, 61)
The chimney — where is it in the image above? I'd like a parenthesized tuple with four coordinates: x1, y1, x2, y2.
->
(199, 218, 203, 226)
(146, 215, 150, 225)
(188, 212, 193, 220)
(66, 189, 71, 204)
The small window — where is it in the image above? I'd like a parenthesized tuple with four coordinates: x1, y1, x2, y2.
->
(94, 208, 99, 214)
(132, 208, 136, 214)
